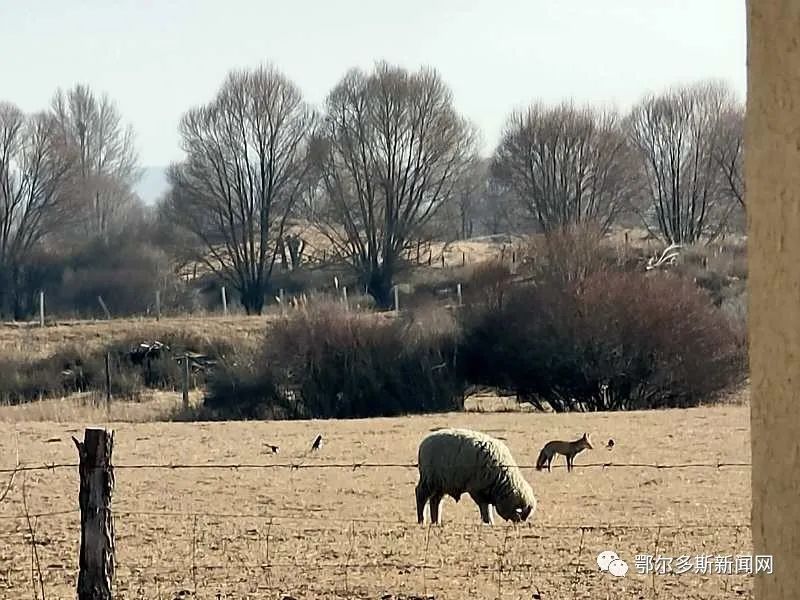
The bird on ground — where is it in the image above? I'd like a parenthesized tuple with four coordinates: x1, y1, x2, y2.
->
(264, 444, 280, 454)
(607, 439, 615, 450)
(311, 434, 323, 451)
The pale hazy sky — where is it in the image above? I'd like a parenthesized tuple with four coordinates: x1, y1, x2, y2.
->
(1, 0, 746, 167)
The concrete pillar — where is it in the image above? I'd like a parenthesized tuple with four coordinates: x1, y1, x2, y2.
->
(747, 2, 800, 597)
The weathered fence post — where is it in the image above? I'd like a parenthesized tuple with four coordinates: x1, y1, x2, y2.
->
(456, 283, 463, 307)
(97, 296, 111, 320)
(182, 354, 190, 410)
(104, 352, 111, 407)
(342, 286, 349, 311)
(393, 285, 400, 313)
(154, 290, 161, 321)
(72, 428, 115, 600)
(221, 286, 228, 316)
(39, 291, 45, 328)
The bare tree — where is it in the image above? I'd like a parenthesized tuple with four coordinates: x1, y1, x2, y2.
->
(0, 102, 75, 317)
(454, 156, 489, 239)
(491, 102, 635, 234)
(426, 156, 489, 241)
(626, 80, 741, 244)
(714, 104, 745, 209)
(51, 84, 141, 242)
(166, 65, 316, 314)
(313, 62, 478, 307)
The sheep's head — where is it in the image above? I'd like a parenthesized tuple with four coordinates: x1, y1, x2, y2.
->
(495, 493, 536, 523)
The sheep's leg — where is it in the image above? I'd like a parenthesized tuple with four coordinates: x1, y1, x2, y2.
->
(479, 503, 494, 525)
(470, 492, 493, 525)
(415, 483, 429, 524)
(429, 492, 444, 525)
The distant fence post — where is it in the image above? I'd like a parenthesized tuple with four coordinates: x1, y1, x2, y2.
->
(342, 286, 349, 311)
(39, 291, 44, 328)
(72, 428, 115, 600)
(105, 352, 111, 407)
(182, 354, 190, 410)
(97, 296, 111, 320)
(456, 283, 463, 307)
(221, 286, 228, 316)
(393, 285, 400, 313)
(155, 290, 161, 321)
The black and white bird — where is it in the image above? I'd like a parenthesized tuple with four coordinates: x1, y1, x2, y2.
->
(607, 438, 615, 450)
(311, 434, 323, 451)
(264, 443, 280, 454)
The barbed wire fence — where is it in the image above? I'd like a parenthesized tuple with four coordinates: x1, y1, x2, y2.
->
(0, 432, 756, 599)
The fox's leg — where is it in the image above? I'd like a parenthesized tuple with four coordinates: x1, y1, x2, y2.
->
(547, 455, 552, 472)
(429, 492, 444, 525)
(415, 483, 429, 524)
(567, 454, 573, 472)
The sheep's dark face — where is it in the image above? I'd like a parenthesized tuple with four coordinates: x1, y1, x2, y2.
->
(496, 500, 535, 523)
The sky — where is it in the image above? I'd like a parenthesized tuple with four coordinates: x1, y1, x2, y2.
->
(1, 0, 746, 172)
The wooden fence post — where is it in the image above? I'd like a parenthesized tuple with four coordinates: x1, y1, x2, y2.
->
(155, 290, 161, 321)
(457, 283, 463, 307)
(393, 285, 400, 313)
(39, 291, 45, 328)
(72, 428, 115, 600)
(221, 286, 228, 316)
(105, 352, 111, 407)
(182, 354, 190, 410)
(97, 296, 111, 320)
(342, 286, 348, 311)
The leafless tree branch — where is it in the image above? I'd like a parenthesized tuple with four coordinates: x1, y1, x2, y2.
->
(625, 80, 743, 244)
(166, 64, 317, 314)
(491, 101, 637, 234)
(312, 62, 478, 307)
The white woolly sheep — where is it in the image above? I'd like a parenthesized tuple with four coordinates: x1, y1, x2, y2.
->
(415, 428, 537, 525)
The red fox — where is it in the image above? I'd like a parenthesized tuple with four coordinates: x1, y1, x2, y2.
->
(535, 433, 593, 472)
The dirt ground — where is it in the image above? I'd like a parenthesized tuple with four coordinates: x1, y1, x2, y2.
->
(0, 402, 751, 599)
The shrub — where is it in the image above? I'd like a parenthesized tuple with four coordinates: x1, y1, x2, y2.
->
(0, 331, 235, 405)
(203, 303, 465, 419)
(459, 270, 745, 411)
(523, 223, 620, 287)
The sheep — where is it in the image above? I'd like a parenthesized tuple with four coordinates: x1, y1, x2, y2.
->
(415, 428, 537, 525)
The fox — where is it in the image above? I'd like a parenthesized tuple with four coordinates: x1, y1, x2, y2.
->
(535, 433, 593, 472)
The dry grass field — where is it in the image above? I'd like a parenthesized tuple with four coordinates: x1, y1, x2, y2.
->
(0, 316, 271, 360)
(0, 395, 751, 599)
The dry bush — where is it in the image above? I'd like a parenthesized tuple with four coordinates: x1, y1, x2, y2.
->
(458, 261, 516, 310)
(203, 302, 465, 419)
(523, 223, 621, 286)
(459, 270, 745, 411)
(0, 331, 235, 404)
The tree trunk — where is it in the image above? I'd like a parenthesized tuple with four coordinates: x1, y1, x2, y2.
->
(365, 268, 394, 310)
(239, 283, 265, 315)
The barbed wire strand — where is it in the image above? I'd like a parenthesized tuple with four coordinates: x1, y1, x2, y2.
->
(0, 459, 753, 475)
(0, 508, 751, 530)
(0, 508, 750, 532)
